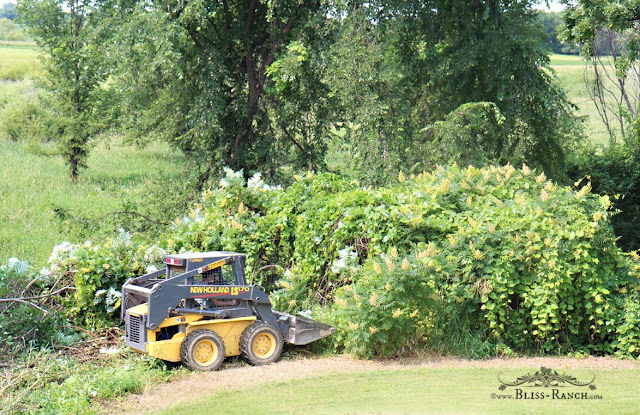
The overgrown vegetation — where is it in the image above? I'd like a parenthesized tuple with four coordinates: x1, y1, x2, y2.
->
(160, 167, 640, 358)
(12, 167, 638, 362)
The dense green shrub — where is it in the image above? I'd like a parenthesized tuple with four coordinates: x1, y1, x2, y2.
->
(567, 144, 640, 251)
(0, 17, 27, 41)
(0, 86, 57, 141)
(45, 232, 166, 328)
(158, 166, 640, 357)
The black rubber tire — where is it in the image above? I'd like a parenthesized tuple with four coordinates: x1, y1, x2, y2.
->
(240, 322, 283, 365)
(180, 329, 226, 371)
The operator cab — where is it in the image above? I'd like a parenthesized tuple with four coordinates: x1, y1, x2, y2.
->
(163, 251, 247, 285)
(163, 251, 246, 310)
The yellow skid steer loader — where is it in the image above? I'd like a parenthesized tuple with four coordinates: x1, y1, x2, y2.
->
(121, 252, 334, 371)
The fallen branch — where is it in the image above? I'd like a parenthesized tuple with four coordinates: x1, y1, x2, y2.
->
(0, 286, 76, 315)
(0, 298, 50, 315)
(0, 286, 76, 303)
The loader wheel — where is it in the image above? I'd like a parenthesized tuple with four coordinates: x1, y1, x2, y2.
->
(240, 322, 283, 365)
(181, 329, 226, 371)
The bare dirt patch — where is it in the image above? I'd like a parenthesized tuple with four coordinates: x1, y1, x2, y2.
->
(107, 354, 639, 414)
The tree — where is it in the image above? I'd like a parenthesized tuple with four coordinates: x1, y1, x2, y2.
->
(91, 0, 579, 184)
(0, 4, 16, 20)
(536, 11, 580, 55)
(323, 1, 579, 180)
(562, 1, 640, 145)
(105, 1, 331, 184)
(17, 0, 107, 182)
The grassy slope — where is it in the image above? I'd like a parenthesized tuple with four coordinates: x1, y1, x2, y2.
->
(159, 367, 639, 415)
(0, 138, 188, 266)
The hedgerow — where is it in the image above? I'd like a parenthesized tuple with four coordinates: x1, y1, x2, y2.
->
(20, 165, 640, 358)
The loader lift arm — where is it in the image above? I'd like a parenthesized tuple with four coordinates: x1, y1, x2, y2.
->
(122, 254, 280, 330)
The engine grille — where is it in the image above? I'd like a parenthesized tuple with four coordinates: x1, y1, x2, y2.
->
(128, 315, 140, 342)
(125, 311, 146, 352)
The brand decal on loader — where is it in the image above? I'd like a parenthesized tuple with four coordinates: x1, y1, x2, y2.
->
(198, 259, 226, 274)
(190, 285, 250, 297)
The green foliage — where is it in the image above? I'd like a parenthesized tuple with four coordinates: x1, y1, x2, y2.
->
(160, 166, 640, 357)
(567, 144, 640, 251)
(0, 17, 26, 41)
(613, 288, 640, 357)
(326, 254, 438, 358)
(429, 102, 507, 167)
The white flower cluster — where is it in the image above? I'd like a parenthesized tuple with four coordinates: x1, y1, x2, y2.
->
(94, 287, 122, 313)
(112, 228, 132, 247)
(219, 167, 244, 188)
(331, 246, 359, 274)
(46, 241, 79, 273)
(247, 172, 281, 191)
(178, 207, 205, 227)
(1, 257, 30, 276)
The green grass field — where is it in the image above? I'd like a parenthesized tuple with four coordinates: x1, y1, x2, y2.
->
(0, 138, 188, 266)
(0, 42, 40, 80)
(158, 367, 640, 415)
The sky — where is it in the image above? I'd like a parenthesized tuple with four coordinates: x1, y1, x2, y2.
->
(535, 1, 566, 13)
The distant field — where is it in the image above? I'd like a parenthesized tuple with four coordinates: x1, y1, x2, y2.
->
(549, 53, 627, 145)
(0, 43, 41, 80)
(549, 53, 584, 67)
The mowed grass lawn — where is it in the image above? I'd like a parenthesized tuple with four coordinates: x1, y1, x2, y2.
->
(158, 367, 640, 415)
(0, 138, 188, 267)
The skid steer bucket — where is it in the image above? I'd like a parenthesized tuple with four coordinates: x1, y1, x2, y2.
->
(274, 311, 336, 345)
